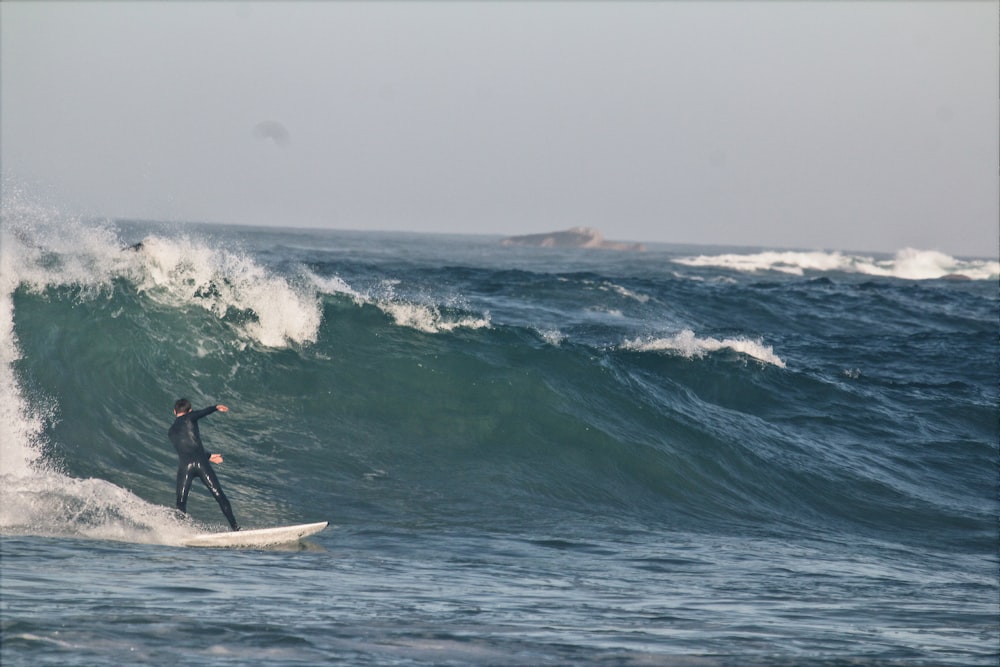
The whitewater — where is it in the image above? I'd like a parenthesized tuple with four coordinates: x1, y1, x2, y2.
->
(1, 197, 997, 666)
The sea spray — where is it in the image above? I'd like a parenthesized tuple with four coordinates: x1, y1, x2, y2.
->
(129, 235, 323, 348)
(2, 472, 198, 545)
(0, 200, 164, 542)
(0, 192, 71, 478)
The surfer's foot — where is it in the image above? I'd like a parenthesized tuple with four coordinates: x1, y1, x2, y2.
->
(231, 525, 241, 532)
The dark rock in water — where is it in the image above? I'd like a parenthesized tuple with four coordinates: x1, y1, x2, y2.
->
(501, 227, 644, 251)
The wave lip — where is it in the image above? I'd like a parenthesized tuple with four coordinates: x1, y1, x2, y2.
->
(309, 271, 492, 335)
(674, 248, 1000, 280)
(379, 301, 491, 334)
(621, 329, 786, 368)
(134, 235, 323, 348)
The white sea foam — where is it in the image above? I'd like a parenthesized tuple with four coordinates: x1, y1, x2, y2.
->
(538, 329, 566, 346)
(0, 189, 73, 479)
(1, 192, 324, 350)
(622, 329, 786, 368)
(133, 235, 322, 347)
(602, 281, 650, 303)
(0, 290, 45, 476)
(853, 248, 1000, 281)
(380, 301, 491, 334)
(0, 471, 205, 545)
(674, 248, 1000, 281)
(335, 278, 492, 334)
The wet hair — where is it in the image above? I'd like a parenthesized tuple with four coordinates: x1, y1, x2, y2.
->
(174, 398, 192, 414)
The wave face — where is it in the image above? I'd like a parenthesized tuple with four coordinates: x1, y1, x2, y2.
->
(1, 202, 997, 560)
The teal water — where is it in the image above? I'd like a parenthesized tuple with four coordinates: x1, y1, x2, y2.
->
(1, 208, 997, 665)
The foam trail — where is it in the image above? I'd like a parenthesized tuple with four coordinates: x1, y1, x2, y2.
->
(2, 472, 202, 545)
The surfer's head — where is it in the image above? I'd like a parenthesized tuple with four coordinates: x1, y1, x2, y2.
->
(173, 398, 192, 416)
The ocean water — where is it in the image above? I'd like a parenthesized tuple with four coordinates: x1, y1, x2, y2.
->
(1, 198, 998, 665)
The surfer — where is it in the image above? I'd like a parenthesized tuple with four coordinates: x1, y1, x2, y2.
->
(168, 399, 240, 531)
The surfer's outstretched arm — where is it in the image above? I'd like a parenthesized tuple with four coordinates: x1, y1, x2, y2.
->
(209, 406, 227, 463)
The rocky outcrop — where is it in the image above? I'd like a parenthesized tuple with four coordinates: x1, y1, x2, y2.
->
(501, 227, 644, 251)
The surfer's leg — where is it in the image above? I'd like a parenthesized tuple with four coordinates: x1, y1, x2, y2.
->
(175, 463, 196, 513)
(197, 463, 240, 531)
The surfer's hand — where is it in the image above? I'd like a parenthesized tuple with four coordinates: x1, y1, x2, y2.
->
(216, 405, 229, 412)
(210, 454, 224, 464)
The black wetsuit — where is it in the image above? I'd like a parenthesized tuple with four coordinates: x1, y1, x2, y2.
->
(168, 406, 239, 530)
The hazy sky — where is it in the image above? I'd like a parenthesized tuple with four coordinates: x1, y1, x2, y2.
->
(2, 1, 997, 256)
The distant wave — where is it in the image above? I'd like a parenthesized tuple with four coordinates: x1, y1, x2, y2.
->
(622, 329, 786, 368)
(378, 301, 491, 333)
(673, 248, 1000, 280)
(308, 272, 491, 334)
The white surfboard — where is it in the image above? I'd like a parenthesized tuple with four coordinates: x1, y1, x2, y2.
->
(180, 521, 329, 549)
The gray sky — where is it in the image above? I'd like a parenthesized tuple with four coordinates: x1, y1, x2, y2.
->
(2, 1, 997, 256)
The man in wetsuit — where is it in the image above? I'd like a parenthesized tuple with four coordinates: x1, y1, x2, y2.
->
(168, 398, 240, 531)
